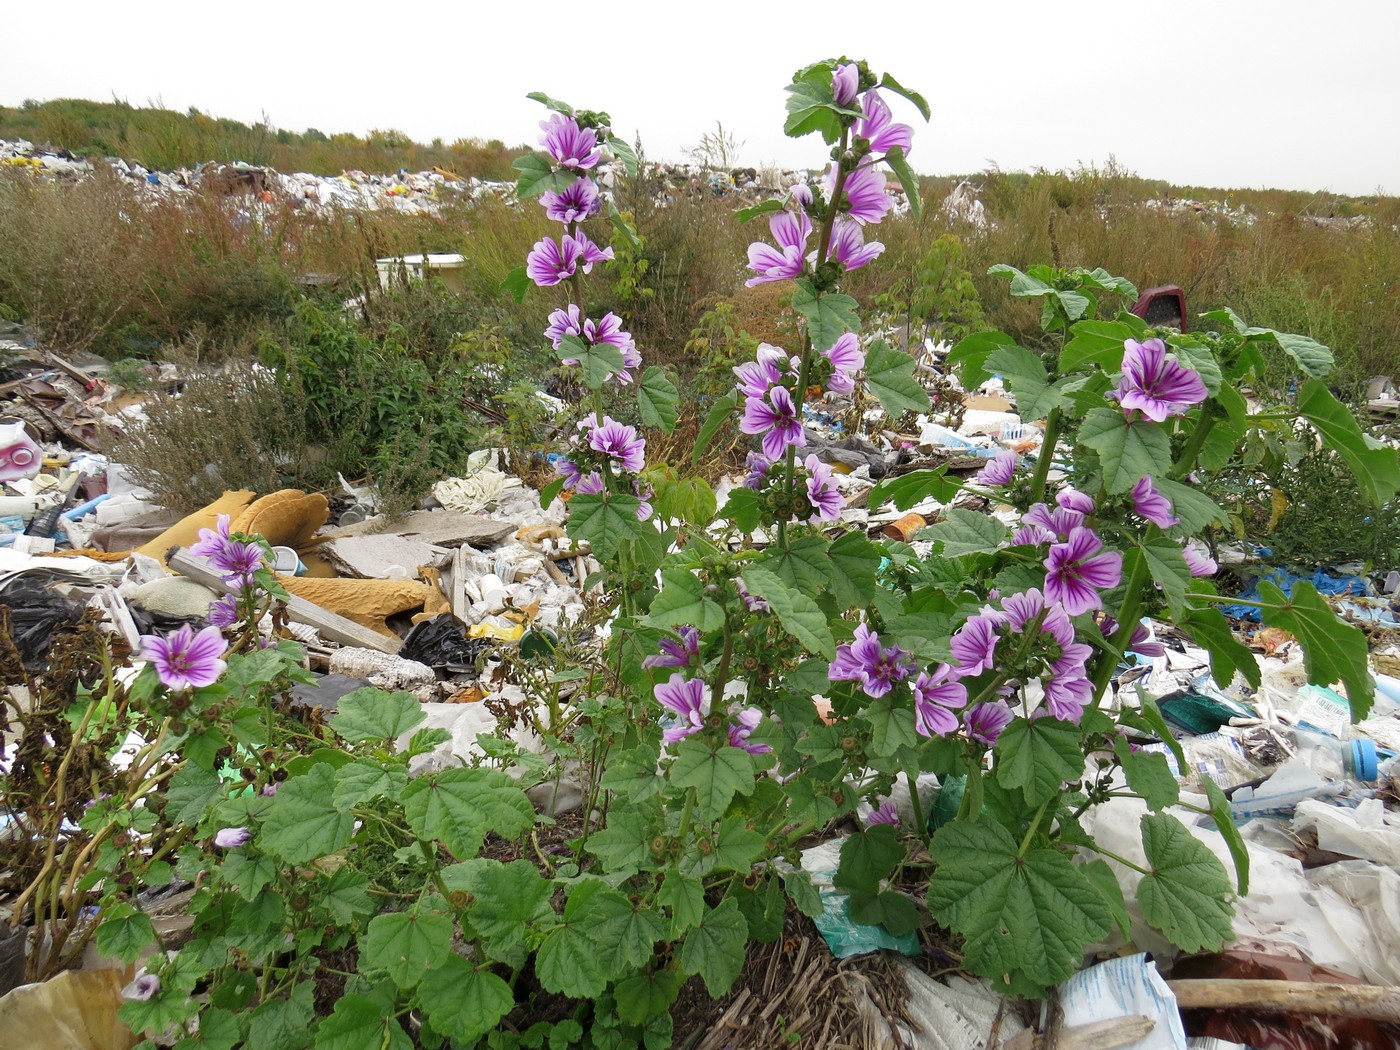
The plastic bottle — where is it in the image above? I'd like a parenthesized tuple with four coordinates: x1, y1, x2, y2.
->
(1286, 729, 1380, 783)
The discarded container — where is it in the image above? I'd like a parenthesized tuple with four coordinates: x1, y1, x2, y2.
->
(881, 513, 927, 542)
(0, 420, 42, 482)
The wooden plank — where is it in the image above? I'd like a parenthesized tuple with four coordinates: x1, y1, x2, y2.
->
(1004, 1015, 1154, 1050)
(169, 547, 400, 654)
(1167, 979, 1400, 1023)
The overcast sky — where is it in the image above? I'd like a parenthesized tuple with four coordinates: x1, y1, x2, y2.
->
(6, 1, 1397, 196)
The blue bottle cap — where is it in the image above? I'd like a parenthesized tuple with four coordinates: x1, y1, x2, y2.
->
(1351, 739, 1379, 781)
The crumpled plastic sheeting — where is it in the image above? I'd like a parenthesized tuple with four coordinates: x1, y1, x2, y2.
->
(1219, 566, 1369, 622)
(1081, 795, 1400, 986)
(432, 450, 522, 514)
(896, 965, 1028, 1050)
(0, 967, 137, 1050)
(1293, 799, 1400, 867)
(328, 647, 437, 701)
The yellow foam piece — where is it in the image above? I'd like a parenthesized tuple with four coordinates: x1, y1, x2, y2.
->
(134, 490, 256, 563)
(231, 490, 329, 551)
(278, 575, 430, 637)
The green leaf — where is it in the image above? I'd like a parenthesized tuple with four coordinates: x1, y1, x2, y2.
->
(500, 266, 530, 304)
(1059, 320, 1136, 374)
(1139, 539, 1192, 617)
(1245, 327, 1334, 378)
(559, 332, 626, 389)
(606, 135, 639, 176)
(332, 760, 407, 809)
(582, 804, 659, 874)
(260, 764, 354, 864)
(246, 985, 315, 1050)
(1078, 408, 1172, 494)
(827, 532, 880, 609)
(765, 535, 830, 594)
(791, 280, 860, 351)
(576, 889, 668, 969)
(637, 366, 680, 433)
(864, 338, 930, 416)
(319, 868, 375, 924)
(567, 492, 648, 561)
(660, 871, 706, 936)
(866, 696, 920, 762)
(883, 145, 921, 222)
(600, 745, 665, 804)
(400, 767, 535, 859)
(928, 508, 1010, 557)
(648, 473, 715, 526)
(420, 956, 515, 1045)
(525, 91, 575, 115)
(1297, 380, 1400, 506)
(989, 263, 1052, 297)
(877, 71, 931, 119)
(679, 898, 749, 996)
(995, 716, 1084, 806)
(1179, 607, 1261, 690)
(1257, 579, 1373, 720)
(1201, 776, 1250, 895)
(361, 907, 452, 989)
(1081, 859, 1131, 940)
(927, 817, 1111, 990)
(315, 995, 412, 1050)
(669, 736, 756, 821)
(735, 198, 785, 224)
(1137, 813, 1234, 953)
(986, 343, 1060, 420)
(461, 860, 555, 945)
(718, 487, 762, 532)
(740, 566, 835, 658)
(331, 688, 425, 742)
(644, 569, 725, 633)
(780, 868, 825, 918)
(692, 390, 739, 465)
(848, 888, 921, 937)
(835, 824, 906, 894)
(614, 970, 683, 1025)
(95, 902, 157, 963)
(1114, 739, 1179, 811)
(1153, 478, 1227, 532)
(947, 330, 1018, 388)
(167, 764, 223, 827)
(783, 69, 847, 143)
(538, 476, 566, 510)
(512, 152, 573, 198)
(867, 467, 958, 511)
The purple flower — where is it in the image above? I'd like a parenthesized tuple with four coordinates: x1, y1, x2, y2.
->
(571, 231, 614, 271)
(189, 513, 231, 558)
(526, 235, 583, 287)
(1126, 621, 1167, 658)
(912, 664, 968, 737)
(856, 89, 913, 156)
(539, 113, 602, 171)
(214, 826, 251, 848)
(790, 182, 814, 207)
(867, 799, 899, 827)
(139, 624, 228, 691)
(545, 304, 584, 347)
(587, 416, 646, 473)
(655, 673, 707, 744)
(1012, 524, 1056, 547)
(1056, 488, 1096, 514)
(949, 610, 1006, 677)
(1044, 528, 1124, 616)
(1181, 539, 1217, 577)
(823, 332, 865, 395)
(635, 481, 654, 521)
(976, 450, 1018, 487)
(540, 177, 600, 224)
(575, 471, 606, 495)
(1115, 338, 1208, 422)
(643, 625, 700, 669)
(832, 62, 860, 107)
(1024, 503, 1085, 540)
(727, 707, 772, 754)
(1130, 476, 1179, 528)
(740, 385, 806, 462)
(746, 209, 811, 286)
(206, 594, 240, 629)
(829, 161, 892, 225)
(1002, 589, 1075, 649)
(825, 215, 884, 272)
(828, 623, 915, 699)
(965, 701, 1014, 745)
(742, 453, 771, 490)
(209, 539, 264, 586)
(804, 454, 843, 522)
(556, 312, 640, 383)
(735, 578, 770, 612)
(1043, 667, 1092, 722)
(122, 973, 161, 1001)
(734, 356, 783, 399)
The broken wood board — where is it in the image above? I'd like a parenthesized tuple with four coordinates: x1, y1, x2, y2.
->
(317, 509, 516, 549)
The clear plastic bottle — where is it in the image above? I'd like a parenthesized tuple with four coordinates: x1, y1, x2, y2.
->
(1286, 729, 1380, 783)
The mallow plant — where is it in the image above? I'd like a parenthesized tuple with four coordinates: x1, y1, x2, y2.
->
(81, 57, 1398, 1050)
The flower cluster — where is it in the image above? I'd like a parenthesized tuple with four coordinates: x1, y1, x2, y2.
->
(652, 673, 770, 754)
(555, 414, 651, 519)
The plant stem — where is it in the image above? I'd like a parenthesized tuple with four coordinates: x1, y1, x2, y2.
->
(905, 769, 926, 837)
(1018, 796, 1053, 856)
(1028, 406, 1063, 505)
(1168, 406, 1218, 480)
(1081, 842, 1152, 876)
(1090, 545, 1151, 700)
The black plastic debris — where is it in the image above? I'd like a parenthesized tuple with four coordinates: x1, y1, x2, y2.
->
(400, 614, 488, 675)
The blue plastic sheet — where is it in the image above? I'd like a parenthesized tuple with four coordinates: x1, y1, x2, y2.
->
(1221, 566, 1370, 622)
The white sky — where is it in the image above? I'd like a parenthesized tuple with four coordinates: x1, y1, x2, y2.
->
(6, 1, 1397, 196)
